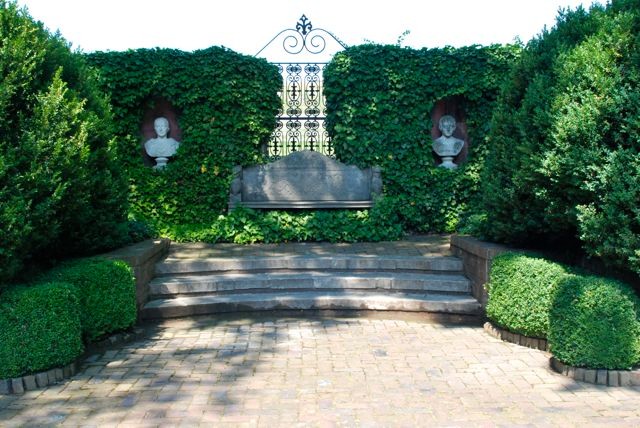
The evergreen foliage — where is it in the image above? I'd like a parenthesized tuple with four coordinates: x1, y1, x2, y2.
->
(486, 253, 574, 338)
(0, 1, 128, 285)
(476, 0, 640, 274)
(44, 258, 137, 341)
(0, 282, 83, 379)
(549, 275, 640, 369)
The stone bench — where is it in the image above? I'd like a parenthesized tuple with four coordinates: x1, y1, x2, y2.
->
(228, 150, 382, 210)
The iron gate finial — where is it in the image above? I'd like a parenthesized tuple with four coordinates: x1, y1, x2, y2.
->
(296, 15, 312, 36)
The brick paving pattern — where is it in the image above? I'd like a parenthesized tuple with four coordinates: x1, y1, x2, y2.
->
(2, 312, 639, 427)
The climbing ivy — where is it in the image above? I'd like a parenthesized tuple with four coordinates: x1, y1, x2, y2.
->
(87, 47, 282, 229)
(324, 44, 520, 232)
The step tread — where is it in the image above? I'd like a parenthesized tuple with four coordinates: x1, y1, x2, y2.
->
(151, 271, 469, 284)
(155, 254, 463, 274)
(142, 291, 481, 318)
(148, 272, 471, 296)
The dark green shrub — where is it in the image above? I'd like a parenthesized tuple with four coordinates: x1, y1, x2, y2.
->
(0, 1, 128, 285)
(477, 0, 640, 273)
(324, 44, 519, 233)
(45, 258, 136, 342)
(577, 150, 640, 275)
(486, 253, 573, 338)
(0, 282, 83, 379)
(549, 275, 640, 369)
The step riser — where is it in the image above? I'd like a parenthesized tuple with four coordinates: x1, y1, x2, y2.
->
(149, 278, 471, 297)
(142, 296, 481, 320)
(156, 257, 463, 276)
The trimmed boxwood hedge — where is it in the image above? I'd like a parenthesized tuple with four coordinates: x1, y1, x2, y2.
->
(549, 275, 640, 370)
(0, 282, 83, 379)
(486, 253, 574, 338)
(44, 258, 136, 342)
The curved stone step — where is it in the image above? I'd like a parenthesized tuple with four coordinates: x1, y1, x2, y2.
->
(141, 291, 482, 319)
(154, 255, 463, 276)
(149, 272, 471, 297)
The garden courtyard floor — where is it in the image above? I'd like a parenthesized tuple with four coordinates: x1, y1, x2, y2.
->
(1, 311, 640, 427)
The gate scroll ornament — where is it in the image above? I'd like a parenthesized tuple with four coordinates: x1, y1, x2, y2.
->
(256, 15, 347, 160)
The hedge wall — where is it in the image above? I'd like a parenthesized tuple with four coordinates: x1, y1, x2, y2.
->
(324, 44, 519, 232)
(0, 1, 129, 284)
(86, 47, 282, 233)
(477, 0, 640, 274)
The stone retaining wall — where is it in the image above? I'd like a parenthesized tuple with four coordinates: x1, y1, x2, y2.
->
(450, 235, 509, 307)
(103, 238, 170, 314)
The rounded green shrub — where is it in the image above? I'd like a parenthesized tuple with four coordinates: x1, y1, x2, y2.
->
(45, 258, 136, 342)
(0, 282, 83, 379)
(549, 275, 640, 370)
(486, 253, 573, 338)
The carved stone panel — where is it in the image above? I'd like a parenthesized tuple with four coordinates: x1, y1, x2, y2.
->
(229, 150, 379, 209)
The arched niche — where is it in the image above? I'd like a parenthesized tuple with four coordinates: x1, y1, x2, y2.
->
(140, 98, 182, 167)
(430, 97, 469, 167)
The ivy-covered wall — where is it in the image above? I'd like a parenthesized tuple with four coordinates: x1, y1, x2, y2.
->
(87, 47, 282, 231)
(324, 44, 520, 232)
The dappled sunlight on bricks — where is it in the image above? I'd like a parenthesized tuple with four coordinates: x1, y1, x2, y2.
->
(1, 314, 640, 426)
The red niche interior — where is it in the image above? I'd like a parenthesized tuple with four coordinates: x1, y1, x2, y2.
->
(430, 99, 469, 166)
(140, 99, 182, 166)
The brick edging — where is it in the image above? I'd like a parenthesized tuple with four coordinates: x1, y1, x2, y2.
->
(550, 357, 640, 387)
(0, 327, 145, 395)
(483, 321, 549, 352)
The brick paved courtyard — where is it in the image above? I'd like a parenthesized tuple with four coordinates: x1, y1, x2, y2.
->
(1, 312, 639, 427)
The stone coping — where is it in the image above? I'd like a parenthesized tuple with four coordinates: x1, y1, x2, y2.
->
(483, 321, 549, 352)
(0, 327, 145, 395)
(550, 357, 640, 387)
(102, 238, 170, 267)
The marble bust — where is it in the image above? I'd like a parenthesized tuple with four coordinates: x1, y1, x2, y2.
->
(432, 115, 465, 169)
(144, 117, 180, 169)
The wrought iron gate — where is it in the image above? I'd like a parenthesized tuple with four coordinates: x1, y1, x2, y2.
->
(256, 15, 347, 159)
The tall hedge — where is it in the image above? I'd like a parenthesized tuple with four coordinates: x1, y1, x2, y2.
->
(323, 44, 519, 232)
(86, 47, 282, 232)
(0, 1, 129, 284)
(477, 0, 640, 274)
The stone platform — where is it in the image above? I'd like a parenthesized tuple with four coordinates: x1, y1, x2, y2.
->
(141, 235, 482, 319)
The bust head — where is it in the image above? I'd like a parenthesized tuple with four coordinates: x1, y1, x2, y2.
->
(153, 117, 170, 138)
(438, 115, 457, 138)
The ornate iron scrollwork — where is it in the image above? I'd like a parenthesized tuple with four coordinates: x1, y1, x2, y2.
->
(257, 15, 346, 160)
